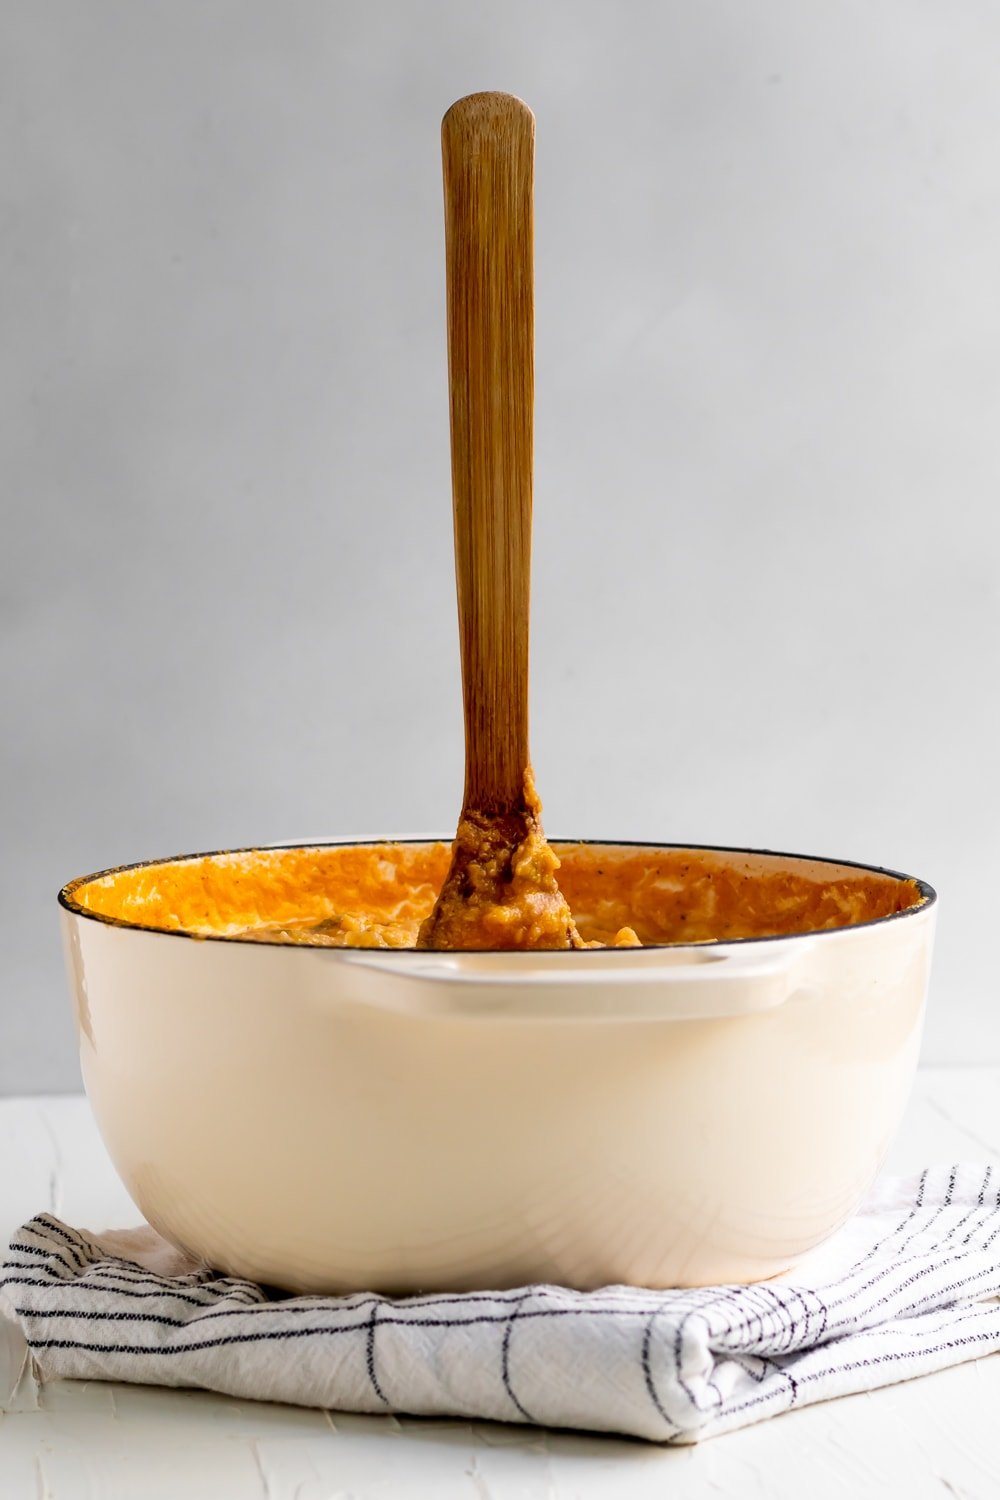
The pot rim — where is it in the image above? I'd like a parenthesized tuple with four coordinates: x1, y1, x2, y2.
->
(58, 837, 937, 952)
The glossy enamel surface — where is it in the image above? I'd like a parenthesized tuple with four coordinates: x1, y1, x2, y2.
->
(61, 841, 936, 1294)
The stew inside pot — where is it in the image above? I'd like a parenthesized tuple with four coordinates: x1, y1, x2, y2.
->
(69, 843, 924, 949)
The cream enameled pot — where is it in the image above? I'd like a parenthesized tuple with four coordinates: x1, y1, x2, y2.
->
(60, 841, 936, 1295)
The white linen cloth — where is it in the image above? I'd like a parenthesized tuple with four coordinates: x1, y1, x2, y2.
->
(4, 1163, 1000, 1443)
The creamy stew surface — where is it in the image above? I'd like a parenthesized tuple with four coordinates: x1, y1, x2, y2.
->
(69, 843, 924, 949)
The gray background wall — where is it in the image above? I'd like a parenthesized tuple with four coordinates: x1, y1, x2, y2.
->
(2, 0, 997, 1092)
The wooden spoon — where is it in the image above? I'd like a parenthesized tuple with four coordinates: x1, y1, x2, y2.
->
(417, 92, 582, 951)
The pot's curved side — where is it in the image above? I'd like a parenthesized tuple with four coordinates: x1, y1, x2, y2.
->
(61, 892, 935, 1294)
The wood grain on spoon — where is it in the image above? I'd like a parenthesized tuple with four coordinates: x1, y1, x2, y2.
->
(418, 92, 582, 951)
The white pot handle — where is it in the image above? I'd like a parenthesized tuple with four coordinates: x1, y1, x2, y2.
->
(331, 941, 817, 1021)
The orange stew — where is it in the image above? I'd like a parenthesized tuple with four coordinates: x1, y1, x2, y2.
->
(69, 842, 924, 949)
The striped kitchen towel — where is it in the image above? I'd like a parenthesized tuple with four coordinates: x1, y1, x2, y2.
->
(4, 1164, 1000, 1443)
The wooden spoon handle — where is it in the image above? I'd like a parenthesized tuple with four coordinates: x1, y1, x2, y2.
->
(442, 92, 535, 815)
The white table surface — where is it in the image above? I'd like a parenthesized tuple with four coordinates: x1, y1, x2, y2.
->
(2, 1069, 1000, 1499)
